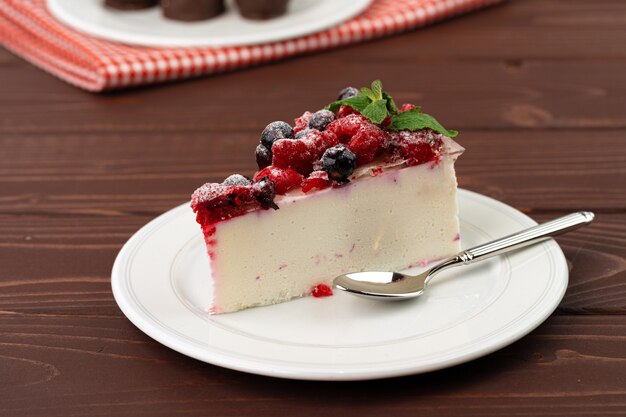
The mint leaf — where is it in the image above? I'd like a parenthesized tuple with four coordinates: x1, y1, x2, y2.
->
(360, 87, 377, 101)
(361, 99, 389, 124)
(371, 80, 383, 100)
(325, 94, 371, 113)
(389, 109, 458, 137)
(382, 92, 399, 115)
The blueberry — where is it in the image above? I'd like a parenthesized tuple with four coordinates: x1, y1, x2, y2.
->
(223, 174, 252, 186)
(308, 110, 335, 131)
(321, 144, 356, 183)
(295, 128, 319, 139)
(260, 121, 294, 149)
(253, 177, 279, 210)
(255, 144, 272, 169)
(337, 86, 359, 100)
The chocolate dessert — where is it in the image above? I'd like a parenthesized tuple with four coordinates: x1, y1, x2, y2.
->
(104, 0, 158, 10)
(234, 0, 290, 20)
(161, 0, 225, 22)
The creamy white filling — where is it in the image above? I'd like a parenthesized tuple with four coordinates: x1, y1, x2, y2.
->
(208, 143, 462, 314)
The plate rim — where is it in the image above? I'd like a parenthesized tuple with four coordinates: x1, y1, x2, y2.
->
(111, 189, 568, 381)
(47, 0, 373, 47)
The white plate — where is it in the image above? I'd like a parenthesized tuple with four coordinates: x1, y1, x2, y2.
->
(111, 189, 568, 381)
(47, 0, 373, 47)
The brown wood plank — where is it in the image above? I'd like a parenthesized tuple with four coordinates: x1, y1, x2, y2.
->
(0, 315, 624, 417)
(1, 58, 625, 132)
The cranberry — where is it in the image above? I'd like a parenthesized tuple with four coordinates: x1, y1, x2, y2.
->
(253, 165, 303, 194)
(301, 170, 331, 193)
(312, 283, 333, 297)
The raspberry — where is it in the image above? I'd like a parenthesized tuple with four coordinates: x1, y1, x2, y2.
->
(272, 130, 338, 175)
(325, 114, 370, 144)
(390, 130, 443, 166)
(312, 283, 333, 298)
(301, 170, 331, 193)
(346, 125, 387, 165)
(253, 165, 303, 194)
(337, 105, 357, 118)
(293, 111, 313, 134)
(400, 103, 417, 112)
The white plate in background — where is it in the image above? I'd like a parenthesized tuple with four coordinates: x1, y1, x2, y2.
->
(47, 0, 373, 47)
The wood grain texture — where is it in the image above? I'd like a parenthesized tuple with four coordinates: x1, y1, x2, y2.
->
(0, 0, 625, 415)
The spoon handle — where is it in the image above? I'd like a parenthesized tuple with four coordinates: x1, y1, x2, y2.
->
(457, 211, 595, 265)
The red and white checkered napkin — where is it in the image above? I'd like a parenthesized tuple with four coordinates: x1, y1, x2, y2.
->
(0, 0, 499, 92)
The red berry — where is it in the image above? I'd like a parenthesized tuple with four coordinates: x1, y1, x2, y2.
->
(272, 130, 338, 175)
(390, 130, 443, 166)
(325, 114, 370, 144)
(337, 105, 357, 118)
(346, 125, 387, 165)
(293, 111, 313, 134)
(312, 283, 333, 297)
(301, 170, 331, 193)
(400, 103, 417, 112)
(253, 165, 303, 194)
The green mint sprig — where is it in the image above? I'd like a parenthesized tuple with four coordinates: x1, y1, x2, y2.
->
(325, 80, 458, 138)
(389, 109, 458, 138)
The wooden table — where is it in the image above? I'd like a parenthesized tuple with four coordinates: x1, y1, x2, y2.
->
(1, 0, 625, 415)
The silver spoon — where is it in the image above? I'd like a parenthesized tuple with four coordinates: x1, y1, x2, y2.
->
(333, 211, 594, 300)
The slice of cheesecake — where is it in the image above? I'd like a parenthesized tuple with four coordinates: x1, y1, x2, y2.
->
(191, 81, 463, 314)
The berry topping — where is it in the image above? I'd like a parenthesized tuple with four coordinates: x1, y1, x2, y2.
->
(252, 177, 279, 210)
(389, 130, 443, 166)
(325, 113, 369, 143)
(346, 124, 387, 165)
(301, 170, 331, 193)
(255, 143, 273, 169)
(260, 121, 294, 149)
(308, 109, 336, 131)
(295, 128, 316, 139)
(222, 174, 252, 186)
(321, 144, 357, 183)
(272, 130, 339, 175)
(312, 283, 333, 297)
(191, 182, 271, 227)
(253, 165, 303, 194)
(293, 111, 313, 134)
(337, 105, 357, 118)
(337, 86, 359, 100)
(400, 103, 417, 112)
